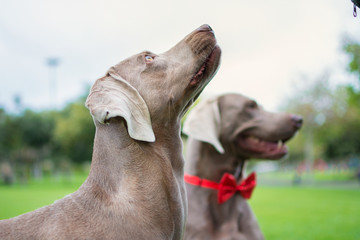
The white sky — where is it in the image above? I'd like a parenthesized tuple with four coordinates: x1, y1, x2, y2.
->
(0, 0, 359, 112)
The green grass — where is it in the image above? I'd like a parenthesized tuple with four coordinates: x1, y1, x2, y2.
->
(0, 173, 87, 219)
(1, 177, 359, 240)
(250, 187, 360, 240)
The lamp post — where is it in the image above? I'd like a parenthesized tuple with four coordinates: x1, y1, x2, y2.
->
(46, 58, 60, 108)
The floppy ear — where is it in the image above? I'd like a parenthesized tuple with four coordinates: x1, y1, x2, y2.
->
(183, 97, 224, 153)
(85, 70, 155, 142)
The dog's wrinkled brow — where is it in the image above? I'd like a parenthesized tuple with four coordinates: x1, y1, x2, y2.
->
(141, 50, 155, 55)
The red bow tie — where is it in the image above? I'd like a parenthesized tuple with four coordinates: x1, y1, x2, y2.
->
(184, 172, 256, 204)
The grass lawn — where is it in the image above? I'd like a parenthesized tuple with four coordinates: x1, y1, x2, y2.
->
(250, 186, 360, 240)
(0, 174, 86, 219)
(1, 177, 359, 240)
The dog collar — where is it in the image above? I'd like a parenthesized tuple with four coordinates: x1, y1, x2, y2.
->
(184, 172, 256, 204)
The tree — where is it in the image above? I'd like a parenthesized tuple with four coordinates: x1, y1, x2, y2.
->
(280, 38, 360, 164)
(0, 89, 95, 183)
(344, 40, 360, 107)
(53, 98, 95, 164)
(319, 40, 360, 159)
(280, 72, 349, 164)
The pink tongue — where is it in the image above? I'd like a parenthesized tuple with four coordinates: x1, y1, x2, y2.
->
(243, 137, 278, 153)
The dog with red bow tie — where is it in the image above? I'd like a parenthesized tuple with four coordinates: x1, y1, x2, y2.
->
(183, 93, 302, 240)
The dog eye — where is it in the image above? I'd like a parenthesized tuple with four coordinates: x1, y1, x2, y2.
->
(247, 101, 258, 109)
(145, 55, 154, 63)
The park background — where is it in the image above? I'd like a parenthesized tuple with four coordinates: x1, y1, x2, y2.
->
(1, 1, 360, 239)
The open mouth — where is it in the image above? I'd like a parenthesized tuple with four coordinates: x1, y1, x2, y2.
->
(181, 45, 220, 116)
(189, 45, 221, 87)
(237, 135, 291, 159)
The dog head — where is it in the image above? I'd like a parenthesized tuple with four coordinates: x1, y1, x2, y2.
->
(183, 93, 302, 160)
(86, 24, 221, 142)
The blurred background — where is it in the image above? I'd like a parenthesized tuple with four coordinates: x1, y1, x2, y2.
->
(0, 1, 359, 239)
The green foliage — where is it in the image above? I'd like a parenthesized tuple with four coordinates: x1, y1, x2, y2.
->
(0, 109, 57, 160)
(320, 40, 360, 159)
(0, 90, 94, 183)
(53, 100, 95, 164)
(284, 79, 360, 161)
(17, 110, 55, 148)
(280, 73, 349, 162)
(344, 41, 360, 77)
(320, 107, 360, 159)
(281, 38, 360, 162)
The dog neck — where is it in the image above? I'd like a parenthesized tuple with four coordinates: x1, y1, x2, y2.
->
(185, 138, 251, 233)
(185, 138, 247, 182)
(85, 117, 185, 192)
(86, 118, 137, 190)
(76, 117, 186, 239)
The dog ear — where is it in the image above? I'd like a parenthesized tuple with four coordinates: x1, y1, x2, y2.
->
(85, 70, 155, 142)
(183, 97, 224, 153)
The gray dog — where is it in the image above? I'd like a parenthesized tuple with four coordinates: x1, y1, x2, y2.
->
(183, 93, 302, 240)
(0, 24, 221, 240)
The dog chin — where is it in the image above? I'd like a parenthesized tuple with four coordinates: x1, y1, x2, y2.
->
(258, 148, 288, 160)
(239, 147, 288, 160)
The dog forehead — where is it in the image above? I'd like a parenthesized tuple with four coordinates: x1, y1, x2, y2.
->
(220, 94, 250, 111)
(118, 53, 144, 68)
(111, 55, 145, 79)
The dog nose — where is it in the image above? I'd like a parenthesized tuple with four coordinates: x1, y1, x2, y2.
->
(197, 24, 213, 32)
(291, 114, 303, 129)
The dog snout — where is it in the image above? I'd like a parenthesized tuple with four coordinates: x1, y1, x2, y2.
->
(290, 114, 303, 130)
(196, 24, 213, 33)
(185, 25, 217, 56)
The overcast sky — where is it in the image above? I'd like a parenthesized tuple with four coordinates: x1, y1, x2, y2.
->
(0, 0, 359, 112)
